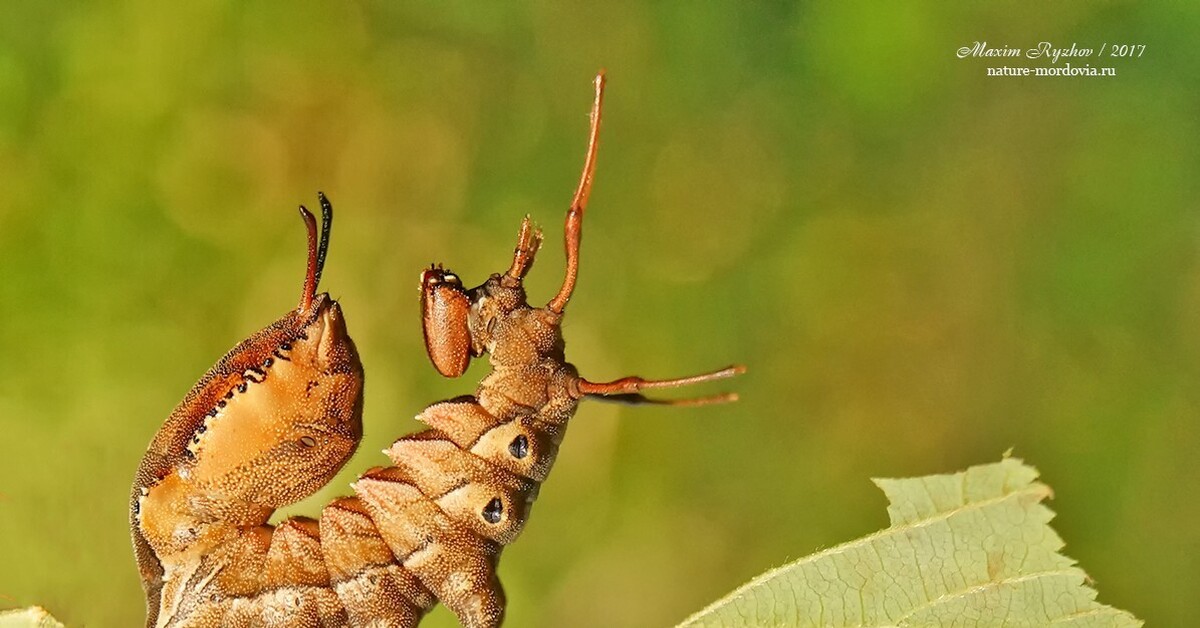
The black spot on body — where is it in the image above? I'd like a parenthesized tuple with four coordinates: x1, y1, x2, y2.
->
(509, 435, 529, 459)
(483, 498, 503, 524)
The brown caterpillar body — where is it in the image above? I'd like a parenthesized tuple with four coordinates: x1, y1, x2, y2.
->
(132, 73, 742, 628)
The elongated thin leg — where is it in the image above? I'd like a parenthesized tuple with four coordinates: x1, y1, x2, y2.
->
(504, 216, 543, 285)
(587, 391, 741, 407)
(547, 72, 606, 314)
(576, 364, 745, 406)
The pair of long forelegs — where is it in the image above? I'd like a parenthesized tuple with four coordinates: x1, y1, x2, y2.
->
(504, 71, 744, 407)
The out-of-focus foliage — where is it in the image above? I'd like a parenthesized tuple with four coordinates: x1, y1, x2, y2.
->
(679, 458, 1140, 627)
(0, 2, 1195, 627)
(0, 608, 63, 628)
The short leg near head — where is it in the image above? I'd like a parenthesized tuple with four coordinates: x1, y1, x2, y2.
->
(505, 216, 543, 285)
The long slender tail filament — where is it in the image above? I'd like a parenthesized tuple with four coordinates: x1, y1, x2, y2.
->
(298, 205, 319, 312)
(315, 192, 333, 290)
(298, 192, 335, 313)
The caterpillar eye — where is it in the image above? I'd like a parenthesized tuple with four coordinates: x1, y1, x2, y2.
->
(482, 498, 504, 524)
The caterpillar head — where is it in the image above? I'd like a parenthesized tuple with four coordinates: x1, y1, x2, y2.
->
(420, 265, 473, 377)
(419, 216, 558, 378)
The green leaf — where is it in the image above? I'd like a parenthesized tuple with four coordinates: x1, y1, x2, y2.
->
(678, 458, 1141, 627)
(0, 608, 64, 628)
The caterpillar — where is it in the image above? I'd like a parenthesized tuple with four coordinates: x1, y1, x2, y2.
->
(131, 72, 743, 628)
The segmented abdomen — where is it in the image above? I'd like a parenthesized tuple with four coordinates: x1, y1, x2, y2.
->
(160, 388, 575, 628)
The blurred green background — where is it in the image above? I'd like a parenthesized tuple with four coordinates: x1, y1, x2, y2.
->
(1, 2, 1197, 626)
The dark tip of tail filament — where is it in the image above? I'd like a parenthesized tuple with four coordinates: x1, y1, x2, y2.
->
(298, 192, 335, 312)
(315, 192, 333, 290)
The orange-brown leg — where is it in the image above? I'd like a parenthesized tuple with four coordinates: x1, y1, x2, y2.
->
(504, 216, 543, 285)
(576, 365, 745, 406)
(547, 72, 606, 314)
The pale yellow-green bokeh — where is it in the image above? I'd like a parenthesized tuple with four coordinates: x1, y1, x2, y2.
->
(0, 3, 1196, 626)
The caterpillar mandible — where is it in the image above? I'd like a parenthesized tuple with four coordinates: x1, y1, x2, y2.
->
(131, 72, 743, 628)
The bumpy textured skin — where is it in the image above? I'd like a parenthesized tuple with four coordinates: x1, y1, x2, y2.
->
(131, 294, 367, 627)
(133, 277, 582, 628)
(133, 74, 733, 627)
(363, 273, 584, 627)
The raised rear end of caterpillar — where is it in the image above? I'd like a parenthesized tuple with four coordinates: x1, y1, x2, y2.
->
(131, 196, 366, 627)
